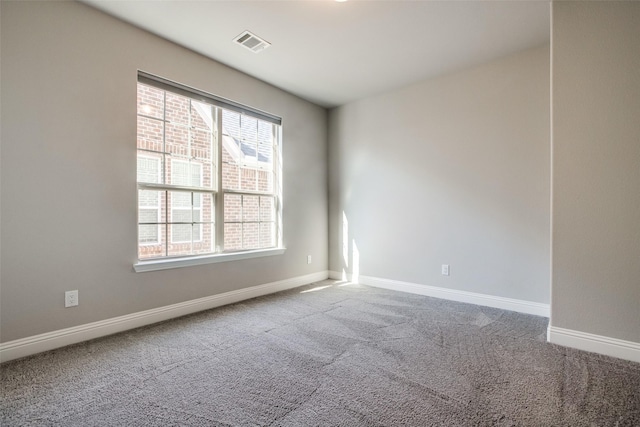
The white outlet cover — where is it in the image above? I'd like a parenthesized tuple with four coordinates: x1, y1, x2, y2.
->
(442, 265, 450, 276)
(65, 290, 79, 307)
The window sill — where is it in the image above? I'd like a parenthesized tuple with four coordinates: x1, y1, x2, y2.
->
(134, 248, 286, 273)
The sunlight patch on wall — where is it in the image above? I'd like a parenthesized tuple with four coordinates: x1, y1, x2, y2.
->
(352, 240, 360, 284)
(342, 211, 349, 267)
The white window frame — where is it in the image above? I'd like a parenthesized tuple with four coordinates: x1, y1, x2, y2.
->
(135, 72, 284, 272)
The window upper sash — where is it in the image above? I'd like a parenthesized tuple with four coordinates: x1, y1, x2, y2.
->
(138, 71, 282, 126)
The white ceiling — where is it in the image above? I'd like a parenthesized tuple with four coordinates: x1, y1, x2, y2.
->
(82, 0, 550, 108)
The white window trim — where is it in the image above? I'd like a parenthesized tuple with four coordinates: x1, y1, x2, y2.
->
(134, 247, 286, 272)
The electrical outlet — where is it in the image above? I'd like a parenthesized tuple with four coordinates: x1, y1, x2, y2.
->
(307, 255, 312, 264)
(65, 290, 78, 307)
(441, 264, 450, 276)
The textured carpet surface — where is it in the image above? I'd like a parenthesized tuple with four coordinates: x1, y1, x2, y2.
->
(1, 280, 639, 426)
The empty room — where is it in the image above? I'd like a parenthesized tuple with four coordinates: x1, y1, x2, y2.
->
(1, 0, 639, 425)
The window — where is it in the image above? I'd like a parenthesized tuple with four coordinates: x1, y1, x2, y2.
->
(136, 73, 282, 262)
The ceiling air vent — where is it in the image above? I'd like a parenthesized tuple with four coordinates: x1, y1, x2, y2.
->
(234, 31, 271, 53)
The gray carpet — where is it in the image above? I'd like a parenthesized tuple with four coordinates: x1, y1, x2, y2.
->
(1, 280, 639, 426)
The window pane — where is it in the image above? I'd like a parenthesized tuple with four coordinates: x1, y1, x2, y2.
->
(171, 224, 192, 244)
(168, 220, 213, 254)
(172, 209, 192, 223)
(240, 140, 258, 163)
(168, 191, 213, 247)
(223, 110, 241, 139)
(241, 168, 257, 192)
(170, 159, 189, 186)
(191, 128, 213, 161)
(200, 193, 214, 225)
(260, 196, 274, 222)
(138, 217, 166, 260)
(258, 141, 272, 165)
(221, 109, 271, 193)
(165, 92, 190, 125)
(257, 169, 273, 193)
(172, 193, 213, 251)
(139, 224, 159, 244)
(165, 123, 189, 157)
(221, 114, 241, 191)
(170, 191, 191, 210)
(138, 190, 166, 259)
(137, 83, 164, 119)
(224, 223, 242, 251)
(190, 163, 202, 187)
(222, 135, 271, 193)
(200, 162, 214, 190)
(168, 236, 192, 256)
(169, 159, 205, 188)
(243, 195, 259, 222)
(169, 191, 192, 245)
(224, 194, 242, 222)
(139, 208, 158, 224)
(138, 224, 166, 259)
(260, 222, 275, 248)
(258, 120, 272, 147)
(137, 117, 164, 152)
(137, 155, 162, 184)
(138, 189, 162, 210)
(243, 223, 259, 250)
(222, 152, 240, 191)
(192, 222, 214, 255)
(241, 116, 258, 142)
(240, 141, 258, 169)
(190, 100, 213, 131)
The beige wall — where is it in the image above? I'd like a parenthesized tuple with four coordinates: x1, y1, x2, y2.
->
(0, 1, 328, 342)
(329, 45, 551, 304)
(551, 1, 640, 342)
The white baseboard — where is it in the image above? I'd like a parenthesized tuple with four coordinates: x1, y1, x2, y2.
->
(548, 326, 640, 363)
(328, 271, 640, 363)
(328, 271, 550, 317)
(0, 271, 329, 363)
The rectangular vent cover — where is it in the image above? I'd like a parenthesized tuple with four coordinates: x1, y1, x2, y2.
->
(234, 31, 271, 53)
